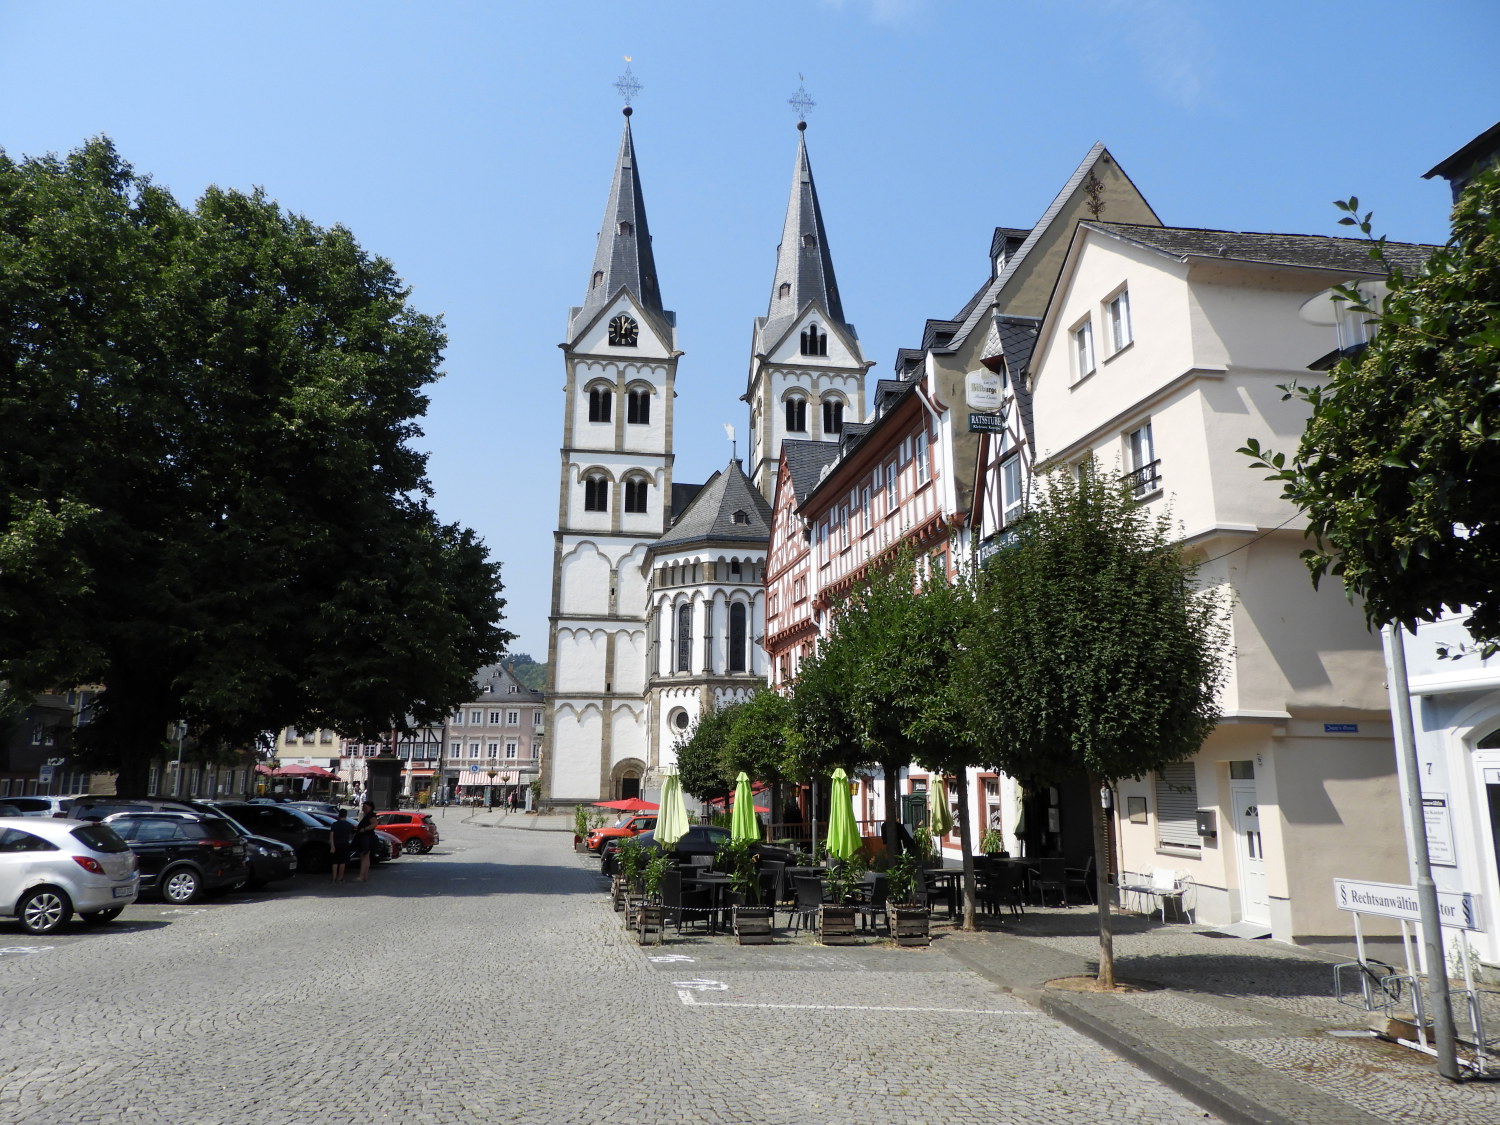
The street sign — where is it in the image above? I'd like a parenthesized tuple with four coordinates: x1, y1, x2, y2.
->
(1333, 877, 1482, 931)
(969, 413, 1006, 434)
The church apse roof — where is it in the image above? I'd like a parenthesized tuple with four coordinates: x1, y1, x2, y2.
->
(652, 460, 772, 553)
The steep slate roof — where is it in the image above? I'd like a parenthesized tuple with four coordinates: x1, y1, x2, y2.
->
(991, 315, 1041, 451)
(782, 440, 841, 505)
(569, 110, 667, 338)
(654, 460, 772, 551)
(670, 482, 703, 522)
(1085, 222, 1435, 275)
(754, 125, 852, 354)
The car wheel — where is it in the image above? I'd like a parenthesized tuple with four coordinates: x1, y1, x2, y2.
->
(402, 838, 422, 855)
(160, 866, 202, 904)
(81, 907, 124, 925)
(18, 886, 71, 935)
(419, 843, 433, 854)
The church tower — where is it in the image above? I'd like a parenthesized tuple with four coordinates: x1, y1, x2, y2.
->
(745, 121, 872, 500)
(544, 107, 677, 805)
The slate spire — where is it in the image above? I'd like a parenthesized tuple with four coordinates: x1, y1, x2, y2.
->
(756, 122, 850, 352)
(572, 108, 665, 337)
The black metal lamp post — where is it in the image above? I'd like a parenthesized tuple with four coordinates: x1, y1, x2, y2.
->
(486, 767, 498, 811)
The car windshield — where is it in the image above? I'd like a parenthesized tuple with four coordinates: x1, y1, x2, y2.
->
(71, 823, 131, 852)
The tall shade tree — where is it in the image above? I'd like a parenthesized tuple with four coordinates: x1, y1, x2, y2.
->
(723, 686, 796, 835)
(0, 138, 511, 793)
(673, 703, 739, 810)
(962, 461, 1229, 986)
(1242, 167, 1499, 650)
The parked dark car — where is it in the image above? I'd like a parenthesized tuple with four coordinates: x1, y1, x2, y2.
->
(211, 817, 297, 889)
(599, 826, 797, 875)
(103, 810, 249, 903)
(302, 812, 399, 862)
(285, 801, 342, 818)
(68, 795, 204, 823)
(213, 802, 333, 872)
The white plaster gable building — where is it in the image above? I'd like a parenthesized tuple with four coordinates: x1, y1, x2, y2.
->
(1022, 220, 1434, 943)
(544, 111, 867, 806)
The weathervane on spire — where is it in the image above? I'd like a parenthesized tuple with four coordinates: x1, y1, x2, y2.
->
(788, 76, 815, 126)
(614, 57, 642, 110)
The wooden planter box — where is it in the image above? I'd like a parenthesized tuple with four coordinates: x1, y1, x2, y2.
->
(610, 875, 627, 912)
(889, 904, 931, 947)
(636, 902, 665, 945)
(733, 905, 775, 945)
(817, 904, 859, 945)
(623, 895, 643, 929)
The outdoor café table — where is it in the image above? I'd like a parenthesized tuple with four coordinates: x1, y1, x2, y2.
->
(684, 872, 732, 932)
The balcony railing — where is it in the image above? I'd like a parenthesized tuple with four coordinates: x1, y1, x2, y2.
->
(1123, 459, 1162, 497)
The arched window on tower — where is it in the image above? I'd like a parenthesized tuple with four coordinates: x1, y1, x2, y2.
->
(822, 398, 844, 435)
(627, 388, 651, 424)
(584, 473, 609, 512)
(623, 477, 648, 514)
(588, 386, 613, 423)
(729, 603, 748, 673)
(785, 396, 807, 433)
(676, 604, 692, 673)
(800, 324, 827, 356)
(778, 282, 791, 300)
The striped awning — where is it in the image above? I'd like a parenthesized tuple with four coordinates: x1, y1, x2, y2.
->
(457, 769, 518, 786)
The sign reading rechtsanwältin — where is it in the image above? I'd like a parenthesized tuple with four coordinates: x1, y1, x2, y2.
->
(1333, 878, 1482, 931)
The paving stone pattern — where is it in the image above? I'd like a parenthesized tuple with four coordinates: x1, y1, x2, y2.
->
(0, 816, 1218, 1125)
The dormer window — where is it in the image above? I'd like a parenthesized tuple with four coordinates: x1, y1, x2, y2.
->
(591, 270, 603, 290)
(732, 510, 749, 526)
(618, 221, 633, 236)
(802, 233, 817, 248)
(800, 324, 827, 356)
(778, 282, 791, 300)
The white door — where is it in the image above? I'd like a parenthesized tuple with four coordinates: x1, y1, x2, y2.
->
(1229, 780, 1270, 925)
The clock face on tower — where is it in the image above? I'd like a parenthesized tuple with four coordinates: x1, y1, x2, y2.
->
(608, 313, 639, 347)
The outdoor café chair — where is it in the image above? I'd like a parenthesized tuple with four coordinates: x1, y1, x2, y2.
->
(1064, 856, 1096, 904)
(1031, 858, 1068, 907)
(788, 875, 825, 932)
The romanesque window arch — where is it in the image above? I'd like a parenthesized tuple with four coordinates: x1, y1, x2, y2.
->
(785, 395, 807, 433)
(588, 384, 613, 423)
(729, 602, 748, 673)
(800, 324, 827, 357)
(623, 475, 648, 514)
(676, 603, 693, 672)
(584, 471, 610, 512)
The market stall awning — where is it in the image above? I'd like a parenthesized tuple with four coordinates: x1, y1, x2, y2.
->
(273, 764, 337, 779)
(457, 769, 518, 786)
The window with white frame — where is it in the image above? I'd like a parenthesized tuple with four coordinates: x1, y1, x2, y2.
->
(1000, 454, 1024, 525)
(469, 710, 482, 724)
(488, 742, 498, 756)
(449, 741, 461, 758)
(469, 743, 481, 758)
(884, 462, 897, 511)
(1126, 421, 1160, 496)
(1108, 289, 1132, 353)
(489, 711, 501, 724)
(1154, 761, 1200, 851)
(915, 430, 931, 485)
(507, 712, 519, 725)
(505, 742, 518, 759)
(1072, 318, 1096, 380)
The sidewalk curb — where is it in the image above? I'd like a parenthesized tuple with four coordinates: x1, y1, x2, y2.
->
(1036, 988, 1302, 1125)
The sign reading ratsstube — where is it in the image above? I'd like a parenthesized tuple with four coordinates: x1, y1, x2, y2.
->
(1333, 878, 1482, 931)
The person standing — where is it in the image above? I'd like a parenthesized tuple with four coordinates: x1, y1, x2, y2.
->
(353, 801, 377, 883)
(329, 808, 356, 883)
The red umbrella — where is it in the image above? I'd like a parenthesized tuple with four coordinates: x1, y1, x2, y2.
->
(274, 764, 337, 779)
(592, 797, 659, 812)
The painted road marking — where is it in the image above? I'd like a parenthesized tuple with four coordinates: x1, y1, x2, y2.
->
(676, 990, 1039, 1015)
(0, 946, 53, 956)
(671, 978, 729, 991)
(650, 954, 694, 963)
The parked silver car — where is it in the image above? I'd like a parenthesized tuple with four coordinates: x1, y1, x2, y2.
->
(0, 817, 140, 934)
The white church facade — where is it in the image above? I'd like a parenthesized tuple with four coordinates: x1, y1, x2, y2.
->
(543, 109, 865, 806)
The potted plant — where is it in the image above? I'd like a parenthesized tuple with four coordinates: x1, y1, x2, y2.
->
(574, 804, 590, 852)
(818, 855, 865, 945)
(618, 837, 647, 926)
(885, 852, 930, 946)
(982, 828, 1006, 856)
(719, 838, 774, 944)
(637, 850, 671, 945)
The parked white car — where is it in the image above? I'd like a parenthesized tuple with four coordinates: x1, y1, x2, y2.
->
(0, 817, 140, 934)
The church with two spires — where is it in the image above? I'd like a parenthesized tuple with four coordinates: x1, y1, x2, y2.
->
(542, 106, 869, 805)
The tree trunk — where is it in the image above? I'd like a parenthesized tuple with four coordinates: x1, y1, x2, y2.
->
(882, 757, 903, 853)
(954, 771, 978, 932)
(1088, 771, 1115, 988)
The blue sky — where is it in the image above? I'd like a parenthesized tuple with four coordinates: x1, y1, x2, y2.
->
(2, 0, 1496, 658)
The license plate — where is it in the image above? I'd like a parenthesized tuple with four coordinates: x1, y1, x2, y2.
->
(289, 858, 298, 870)
(112, 886, 134, 899)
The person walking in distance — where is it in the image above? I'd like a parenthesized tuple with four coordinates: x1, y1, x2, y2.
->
(353, 801, 378, 883)
(329, 808, 356, 883)
(507, 789, 519, 814)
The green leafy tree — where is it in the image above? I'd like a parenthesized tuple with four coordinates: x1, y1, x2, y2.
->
(673, 703, 738, 809)
(1242, 166, 1500, 650)
(502, 653, 547, 692)
(785, 628, 875, 849)
(723, 686, 795, 836)
(962, 462, 1229, 986)
(0, 138, 511, 793)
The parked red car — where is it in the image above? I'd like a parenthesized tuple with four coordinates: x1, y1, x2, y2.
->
(373, 812, 439, 854)
(585, 814, 656, 854)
